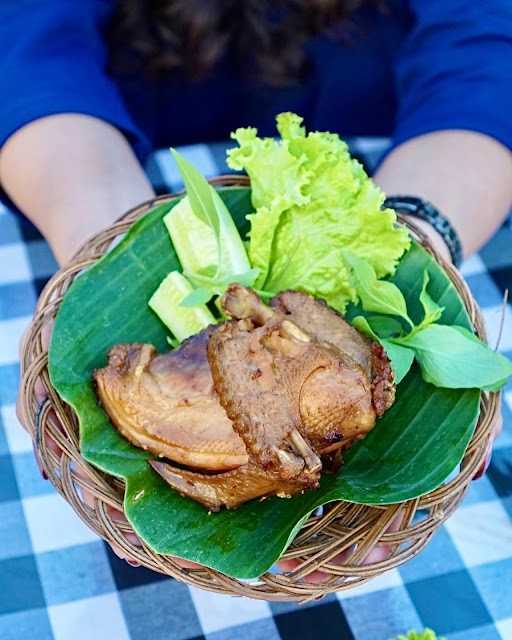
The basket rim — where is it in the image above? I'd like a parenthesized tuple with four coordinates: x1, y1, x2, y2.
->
(19, 175, 500, 602)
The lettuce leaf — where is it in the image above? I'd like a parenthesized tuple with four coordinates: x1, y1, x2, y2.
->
(227, 112, 410, 311)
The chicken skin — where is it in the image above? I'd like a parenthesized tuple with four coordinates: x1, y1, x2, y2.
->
(94, 328, 248, 471)
(271, 290, 395, 417)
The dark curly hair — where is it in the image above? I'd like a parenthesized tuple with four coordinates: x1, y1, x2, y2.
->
(108, 0, 380, 86)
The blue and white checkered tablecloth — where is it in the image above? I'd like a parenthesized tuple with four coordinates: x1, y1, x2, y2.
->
(1, 141, 511, 640)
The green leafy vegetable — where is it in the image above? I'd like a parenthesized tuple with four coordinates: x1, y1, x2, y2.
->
(167, 335, 179, 348)
(380, 339, 415, 384)
(395, 324, 512, 389)
(366, 316, 403, 337)
(351, 316, 414, 383)
(228, 267, 262, 288)
(343, 251, 413, 328)
(346, 256, 512, 391)
(171, 148, 220, 235)
(419, 270, 444, 327)
(243, 199, 286, 287)
(179, 287, 213, 308)
(451, 325, 481, 342)
(447, 330, 510, 390)
(227, 112, 410, 312)
(352, 316, 379, 341)
(181, 267, 261, 307)
(209, 188, 253, 280)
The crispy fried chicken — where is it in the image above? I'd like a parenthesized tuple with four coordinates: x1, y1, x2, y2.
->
(94, 328, 248, 472)
(95, 285, 395, 510)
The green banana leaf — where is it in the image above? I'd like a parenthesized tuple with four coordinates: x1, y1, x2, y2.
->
(49, 187, 480, 579)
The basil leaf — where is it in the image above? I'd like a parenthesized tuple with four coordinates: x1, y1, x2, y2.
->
(419, 270, 444, 326)
(342, 251, 413, 328)
(482, 377, 510, 392)
(380, 339, 415, 384)
(397, 324, 512, 389)
(180, 268, 260, 309)
(367, 316, 404, 338)
(451, 326, 510, 391)
(171, 149, 220, 235)
(180, 287, 214, 307)
(352, 318, 413, 384)
(352, 316, 379, 341)
(221, 268, 261, 288)
(451, 325, 481, 343)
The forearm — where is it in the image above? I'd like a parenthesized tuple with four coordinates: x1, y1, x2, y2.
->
(374, 130, 512, 259)
(0, 114, 155, 265)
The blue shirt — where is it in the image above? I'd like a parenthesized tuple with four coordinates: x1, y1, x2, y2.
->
(1, 0, 512, 163)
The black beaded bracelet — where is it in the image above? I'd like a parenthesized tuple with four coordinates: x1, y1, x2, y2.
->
(383, 195, 463, 267)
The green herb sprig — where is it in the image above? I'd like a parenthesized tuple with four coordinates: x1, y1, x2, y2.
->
(344, 251, 512, 390)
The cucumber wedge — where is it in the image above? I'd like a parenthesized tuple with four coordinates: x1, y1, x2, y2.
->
(164, 197, 218, 276)
(148, 271, 215, 342)
(164, 191, 251, 279)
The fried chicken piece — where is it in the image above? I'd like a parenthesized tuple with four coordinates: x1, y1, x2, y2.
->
(272, 290, 395, 416)
(150, 460, 302, 511)
(151, 289, 328, 509)
(220, 286, 388, 454)
(96, 286, 396, 511)
(152, 287, 381, 509)
(208, 318, 322, 485)
(299, 358, 376, 451)
(271, 290, 373, 374)
(370, 342, 396, 417)
(94, 328, 248, 471)
(208, 284, 381, 477)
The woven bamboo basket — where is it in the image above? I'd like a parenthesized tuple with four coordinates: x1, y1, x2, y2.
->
(19, 175, 500, 602)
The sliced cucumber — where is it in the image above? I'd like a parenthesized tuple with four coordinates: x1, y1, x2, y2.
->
(164, 197, 218, 276)
(164, 191, 251, 279)
(148, 271, 215, 342)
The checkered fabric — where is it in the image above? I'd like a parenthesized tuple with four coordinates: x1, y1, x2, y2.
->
(1, 141, 511, 640)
